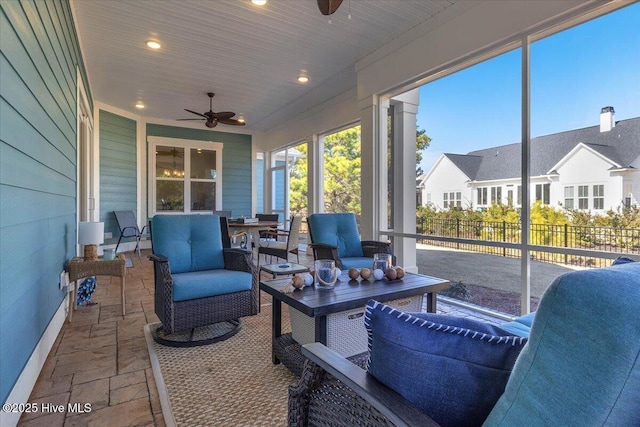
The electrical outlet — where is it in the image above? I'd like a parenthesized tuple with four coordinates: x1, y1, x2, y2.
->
(60, 271, 69, 290)
(104, 232, 113, 239)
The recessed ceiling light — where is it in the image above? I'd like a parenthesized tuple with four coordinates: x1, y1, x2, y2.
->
(237, 116, 246, 124)
(251, 0, 267, 5)
(135, 102, 145, 109)
(297, 74, 309, 84)
(146, 40, 161, 49)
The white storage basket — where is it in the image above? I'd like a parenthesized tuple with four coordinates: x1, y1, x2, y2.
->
(289, 295, 423, 357)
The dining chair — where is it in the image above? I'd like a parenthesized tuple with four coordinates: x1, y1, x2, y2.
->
(258, 216, 302, 266)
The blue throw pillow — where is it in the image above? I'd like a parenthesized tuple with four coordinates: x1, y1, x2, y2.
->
(364, 300, 528, 427)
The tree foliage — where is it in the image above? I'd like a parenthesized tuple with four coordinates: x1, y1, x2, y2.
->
(288, 125, 432, 220)
(323, 126, 362, 218)
(289, 143, 308, 217)
(415, 128, 432, 176)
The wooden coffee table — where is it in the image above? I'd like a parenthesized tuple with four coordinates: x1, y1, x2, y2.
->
(260, 272, 450, 375)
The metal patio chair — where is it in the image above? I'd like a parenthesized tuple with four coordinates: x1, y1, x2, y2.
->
(114, 210, 147, 257)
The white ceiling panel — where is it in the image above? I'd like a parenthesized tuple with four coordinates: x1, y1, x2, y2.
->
(72, 0, 458, 131)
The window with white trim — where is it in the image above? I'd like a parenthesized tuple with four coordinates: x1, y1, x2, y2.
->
(477, 187, 488, 206)
(593, 184, 604, 209)
(444, 192, 461, 209)
(578, 185, 589, 209)
(535, 183, 550, 205)
(491, 186, 502, 204)
(148, 137, 223, 215)
(564, 186, 574, 209)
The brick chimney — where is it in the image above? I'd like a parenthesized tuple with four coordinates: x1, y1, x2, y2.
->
(600, 106, 615, 132)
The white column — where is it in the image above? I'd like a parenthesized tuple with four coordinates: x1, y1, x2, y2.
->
(392, 90, 419, 273)
(307, 134, 323, 215)
(359, 97, 379, 241)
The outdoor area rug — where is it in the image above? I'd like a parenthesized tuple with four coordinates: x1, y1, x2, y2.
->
(144, 308, 296, 427)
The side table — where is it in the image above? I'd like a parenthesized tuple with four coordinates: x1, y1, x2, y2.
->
(259, 263, 310, 310)
(66, 255, 127, 321)
(259, 262, 310, 279)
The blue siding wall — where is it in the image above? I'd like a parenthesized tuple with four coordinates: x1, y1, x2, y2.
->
(100, 111, 137, 244)
(0, 0, 89, 404)
(146, 124, 252, 217)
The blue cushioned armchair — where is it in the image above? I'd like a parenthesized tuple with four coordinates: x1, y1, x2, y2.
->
(307, 213, 394, 270)
(289, 261, 640, 426)
(149, 215, 258, 345)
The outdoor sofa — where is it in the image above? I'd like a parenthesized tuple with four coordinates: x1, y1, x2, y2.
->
(289, 260, 640, 426)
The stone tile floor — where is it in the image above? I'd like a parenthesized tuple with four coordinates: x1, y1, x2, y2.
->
(19, 249, 502, 426)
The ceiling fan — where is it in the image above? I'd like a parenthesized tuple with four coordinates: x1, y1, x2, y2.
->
(317, 0, 344, 15)
(177, 92, 245, 128)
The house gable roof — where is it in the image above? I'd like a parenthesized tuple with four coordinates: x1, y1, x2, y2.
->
(442, 153, 482, 180)
(550, 142, 620, 173)
(444, 116, 640, 181)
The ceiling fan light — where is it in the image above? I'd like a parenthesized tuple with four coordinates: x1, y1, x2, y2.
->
(146, 40, 161, 49)
(251, 0, 267, 6)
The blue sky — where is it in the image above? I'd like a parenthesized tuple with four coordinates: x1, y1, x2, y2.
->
(417, 3, 640, 174)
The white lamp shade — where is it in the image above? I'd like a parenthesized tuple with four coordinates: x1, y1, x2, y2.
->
(78, 222, 104, 245)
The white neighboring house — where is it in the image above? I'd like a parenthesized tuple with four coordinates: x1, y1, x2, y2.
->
(418, 107, 640, 212)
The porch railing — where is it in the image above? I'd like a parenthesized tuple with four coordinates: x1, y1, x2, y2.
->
(416, 218, 640, 268)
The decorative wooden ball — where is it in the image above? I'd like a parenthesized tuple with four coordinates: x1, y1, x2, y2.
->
(385, 267, 398, 280)
(373, 269, 384, 281)
(395, 267, 405, 279)
(291, 275, 305, 289)
(360, 268, 372, 280)
(348, 268, 360, 280)
(302, 273, 314, 286)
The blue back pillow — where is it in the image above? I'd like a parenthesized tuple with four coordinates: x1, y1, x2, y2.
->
(152, 215, 225, 274)
(364, 300, 528, 427)
(308, 213, 364, 258)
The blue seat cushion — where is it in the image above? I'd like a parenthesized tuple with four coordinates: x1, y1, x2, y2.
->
(172, 269, 253, 302)
(152, 215, 225, 274)
(364, 300, 528, 427)
(340, 257, 375, 270)
(308, 213, 364, 258)
(484, 262, 640, 426)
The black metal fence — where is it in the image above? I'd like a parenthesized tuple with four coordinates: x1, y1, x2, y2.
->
(417, 218, 640, 268)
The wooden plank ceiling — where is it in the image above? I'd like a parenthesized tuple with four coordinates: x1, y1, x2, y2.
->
(72, 0, 457, 132)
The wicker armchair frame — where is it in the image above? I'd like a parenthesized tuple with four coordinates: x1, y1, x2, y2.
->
(288, 343, 439, 427)
(150, 246, 259, 336)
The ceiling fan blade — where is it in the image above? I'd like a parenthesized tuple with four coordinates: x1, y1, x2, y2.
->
(184, 109, 207, 118)
(176, 118, 205, 121)
(317, 0, 343, 15)
(218, 117, 246, 126)
(212, 111, 235, 119)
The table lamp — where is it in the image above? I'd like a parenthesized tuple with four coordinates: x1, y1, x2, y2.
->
(78, 222, 104, 261)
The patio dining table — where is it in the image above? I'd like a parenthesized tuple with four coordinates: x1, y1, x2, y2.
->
(228, 221, 280, 248)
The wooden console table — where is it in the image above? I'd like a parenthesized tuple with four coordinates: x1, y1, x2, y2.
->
(66, 255, 127, 321)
